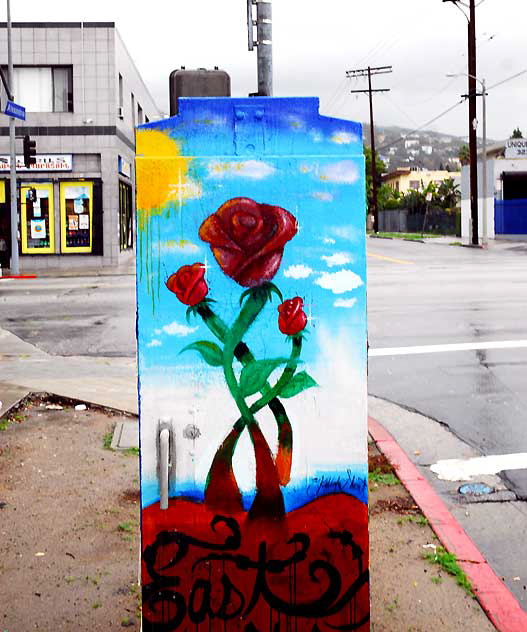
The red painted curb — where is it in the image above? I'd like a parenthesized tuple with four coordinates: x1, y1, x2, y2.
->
(0, 275, 37, 279)
(369, 415, 527, 632)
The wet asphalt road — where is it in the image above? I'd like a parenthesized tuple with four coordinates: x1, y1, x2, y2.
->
(367, 238, 527, 498)
(1, 238, 526, 497)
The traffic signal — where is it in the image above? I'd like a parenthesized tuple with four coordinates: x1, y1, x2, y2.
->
(23, 135, 36, 168)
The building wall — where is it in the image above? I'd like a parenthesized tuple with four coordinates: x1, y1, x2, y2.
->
(460, 158, 527, 240)
(0, 22, 160, 272)
(385, 169, 460, 194)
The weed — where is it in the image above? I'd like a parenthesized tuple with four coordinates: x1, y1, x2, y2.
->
(92, 601, 102, 609)
(386, 598, 398, 612)
(369, 468, 400, 486)
(424, 546, 474, 596)
(123, 447, 139, 457)
(397, 515, 428, 526)
(0, 420, 9, 431)
(117, 521, 135, 533)
(431, 576, 443, 585)
(102, 430, 114, 450)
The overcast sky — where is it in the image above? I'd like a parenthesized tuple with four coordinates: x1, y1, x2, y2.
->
(8, 1, 527, 140)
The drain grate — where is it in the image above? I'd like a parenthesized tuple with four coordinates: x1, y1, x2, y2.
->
(458, 482, 494, 496)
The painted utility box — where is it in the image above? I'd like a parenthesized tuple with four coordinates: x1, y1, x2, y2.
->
(136, 97, 369, 631)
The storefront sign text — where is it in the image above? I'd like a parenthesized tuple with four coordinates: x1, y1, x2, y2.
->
(0, 155, 73, 171)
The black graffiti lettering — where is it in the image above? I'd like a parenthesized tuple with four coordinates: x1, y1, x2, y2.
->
(188, 578, 211, 624)
(142, 583, 186, 631)
(142, 514, 368, 629)
(216, 572, 246, 619)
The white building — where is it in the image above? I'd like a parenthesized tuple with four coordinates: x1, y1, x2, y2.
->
(461, 140, 527, 240)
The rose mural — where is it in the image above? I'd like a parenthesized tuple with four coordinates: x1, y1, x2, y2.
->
(166, 197, 315, 518)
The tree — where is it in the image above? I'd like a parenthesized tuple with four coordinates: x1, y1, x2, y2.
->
(435, 178, 460, 212)
(364, 146, 386, 214)
(458, 144, 470, 166)
(511, 128, 523, 139)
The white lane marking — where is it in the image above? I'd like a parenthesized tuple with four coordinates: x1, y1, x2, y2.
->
(431, 453, 527, 481)
(369, 339, 527, 357)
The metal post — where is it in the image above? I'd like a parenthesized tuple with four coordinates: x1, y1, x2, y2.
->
(7, 0, 19, 274)
(481, 78, 487, 246)
(367, 67, 379, 233)
(468, 0, 479, 245)
(256, 0, 272, 96)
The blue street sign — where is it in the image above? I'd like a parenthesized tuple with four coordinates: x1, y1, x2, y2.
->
(4, 100, 25, 121)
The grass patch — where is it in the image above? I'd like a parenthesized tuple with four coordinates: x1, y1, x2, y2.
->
(371, 232, 442, 240)
(397, 514, 428, 526)
(102, 430, 114, 450)
(431, 576, 443, 585)
(369, 468, 400, 486)
(424, 546, 474, 596)
(117, 521, 135, 533)
(0, 419, 9, 431)
(123, 447, 139, 457)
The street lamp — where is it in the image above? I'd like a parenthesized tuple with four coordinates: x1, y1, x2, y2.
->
(443, 0, 479, 246)
(447, 73, 487, 246)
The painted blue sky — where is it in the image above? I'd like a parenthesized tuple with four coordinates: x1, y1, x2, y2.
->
(137, 98, 367, 377)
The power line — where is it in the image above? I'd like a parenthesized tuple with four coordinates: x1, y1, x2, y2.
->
(377, 98, 466, 152)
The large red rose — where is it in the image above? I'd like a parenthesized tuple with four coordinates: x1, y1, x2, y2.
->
(166, 263, 208, 306)
(278, 297, 307, 335)
(198, 197, 297, 287)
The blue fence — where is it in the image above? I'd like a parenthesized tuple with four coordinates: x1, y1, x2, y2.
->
(495, 199, 527, 235)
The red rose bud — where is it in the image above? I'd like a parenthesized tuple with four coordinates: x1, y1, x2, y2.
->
(199, 197, 297, 287)
(166, 263, 208, 306)
(278, 297, 307, 335)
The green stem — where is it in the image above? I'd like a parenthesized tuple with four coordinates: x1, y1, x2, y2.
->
(249, 335, 303, 414)
(222, 289, 268, 422)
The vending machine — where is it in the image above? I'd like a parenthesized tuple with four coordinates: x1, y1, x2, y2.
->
(135, 97, 369, 631)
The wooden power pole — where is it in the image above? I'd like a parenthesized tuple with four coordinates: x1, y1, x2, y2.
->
(346, 65, 392, 233)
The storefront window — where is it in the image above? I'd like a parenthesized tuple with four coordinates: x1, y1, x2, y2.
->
(0, 180, 10, 267)
(119, 181, 133, 250)
(60, 181, 93, 253)
(20, 182, 55, 254)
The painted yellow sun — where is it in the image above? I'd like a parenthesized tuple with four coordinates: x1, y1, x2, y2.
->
(135, 129, 200, 214)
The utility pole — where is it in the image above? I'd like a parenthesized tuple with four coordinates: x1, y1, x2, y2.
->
(467, 0, 478, 245)
(346, 65, 392, 233)
(247, 0, 272, 96)
(7, 0, 19, 274)
(443, 0, 478, 245)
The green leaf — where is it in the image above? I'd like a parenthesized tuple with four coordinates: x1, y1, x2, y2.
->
(180, 340, 223, 367)
(239, 358, 289, 397)
(279, 371, 318, 398)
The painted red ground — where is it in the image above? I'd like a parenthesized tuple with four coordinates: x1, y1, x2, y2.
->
(141, 493, 369, 631)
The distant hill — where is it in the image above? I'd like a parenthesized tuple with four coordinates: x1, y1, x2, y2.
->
(362, 123, 496, 172)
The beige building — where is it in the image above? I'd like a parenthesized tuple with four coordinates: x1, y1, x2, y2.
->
(383, 168, 461, 194)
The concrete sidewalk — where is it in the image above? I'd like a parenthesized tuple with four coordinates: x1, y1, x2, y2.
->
(2, 323, 526, 630)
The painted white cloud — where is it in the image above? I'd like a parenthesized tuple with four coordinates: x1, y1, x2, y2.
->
(330, 225, 361, 243)
(315, 269, 364, 294)
(330, 131, 360, 145)
(323, 237, 336, 245)
(311, 191, 334, 202)
(147, 339, 162, 347)
(334, 298, 357, 309)
(207, 160, 275, 180)
(309, 129, 323, 143)
(321, 252, 352, 267)
(320, 161, 359, 184)
(162, 321, 199, 336)
(168, 180, 202, 199)
(284, 264, 313, 279)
